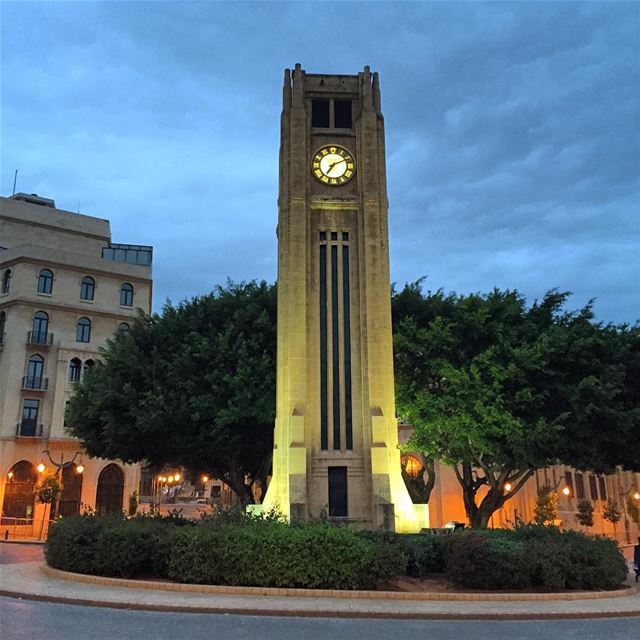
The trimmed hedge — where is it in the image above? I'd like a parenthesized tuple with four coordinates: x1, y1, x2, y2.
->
(45, 514, 406, 590)
(45, 517, 627, 591)
(45, 515, 181, 578)
(445, 526, 628, 591)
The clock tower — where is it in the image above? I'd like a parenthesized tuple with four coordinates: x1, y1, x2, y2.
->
(262, 65, 427, 532)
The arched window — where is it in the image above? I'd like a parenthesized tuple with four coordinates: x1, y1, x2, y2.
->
(117, 322, 130, 333)
(1, 461, 37, 522)
(83, 359, 95, 378)
(120, 283, 134, 307)
(76, 317, 91, 343)
(26, 354, 45, 388)
(80, 276, 95, 301)
(95, 464, 125, 515)
(31, 311, 49, 343)
(37, 269, 54, 294)
(69, 358, 82, 383)
(1, 269, 11, 294)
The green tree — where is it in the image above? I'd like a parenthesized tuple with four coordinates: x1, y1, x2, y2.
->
(533, 485, 558, 525)
(34, 470, 62, 539)
(576, 499, 595, 529)
(66, 281, 277, 504)
(394, 283, 640, 528)
(603, 498, 622, 534)
(626, 496, 640, 526)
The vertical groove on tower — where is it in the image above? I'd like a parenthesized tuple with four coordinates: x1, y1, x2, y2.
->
(343, 243, 353, 450)
(319, 242, 328, 450)
(331, 243, 341, 450)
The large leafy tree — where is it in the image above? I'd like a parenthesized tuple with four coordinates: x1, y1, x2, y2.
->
(393, 282, 639, 528)
(66, 281, 277, 504)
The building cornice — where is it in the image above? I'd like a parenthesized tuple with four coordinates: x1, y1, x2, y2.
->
(0, 255, 151, 284)
(0, 296, 150, 321)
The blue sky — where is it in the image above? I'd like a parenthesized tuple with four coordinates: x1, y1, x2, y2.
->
(1, 2, 638, 323)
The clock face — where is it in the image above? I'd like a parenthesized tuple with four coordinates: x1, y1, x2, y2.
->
(312, 145, 356, 185)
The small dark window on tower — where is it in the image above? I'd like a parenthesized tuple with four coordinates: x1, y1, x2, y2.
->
(312, 99, 330, 128)
(331, 232, 338, 241)
(319, 231, 326, 241)
(334, 100, 352, 128)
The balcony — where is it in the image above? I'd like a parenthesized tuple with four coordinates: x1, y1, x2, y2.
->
(15, 422, 47, 438)
(27, 331, 54, 347)
(22, 376, 49, 391)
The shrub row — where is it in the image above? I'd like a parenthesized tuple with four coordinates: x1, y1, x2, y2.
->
(45, 516, 627, 591)
(45, 514, 406, 590)
(445, 526, 628, 591)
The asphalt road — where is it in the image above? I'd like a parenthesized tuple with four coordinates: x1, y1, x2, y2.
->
(0, 597, 638, 640)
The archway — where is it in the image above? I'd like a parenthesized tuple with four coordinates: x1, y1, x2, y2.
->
(2, 461, 37, 523)
(95, 464, 124, 515)
(58, 464, 83, 517)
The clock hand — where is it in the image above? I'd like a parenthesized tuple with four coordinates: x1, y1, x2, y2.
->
(326, 158, 346, 174)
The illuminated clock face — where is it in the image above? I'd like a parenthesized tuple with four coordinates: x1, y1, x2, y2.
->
(312, 145, 356, 185)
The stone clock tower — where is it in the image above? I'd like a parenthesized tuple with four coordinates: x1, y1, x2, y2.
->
(262, 65, 427, 532)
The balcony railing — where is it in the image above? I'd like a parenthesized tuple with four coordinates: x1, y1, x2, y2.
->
(27, 331, 53, 346)
(22, 376, 49, 390)
(15, 422, 47, 438)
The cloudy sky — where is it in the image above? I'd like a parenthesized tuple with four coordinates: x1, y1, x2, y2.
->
(1, 2, 638, 323)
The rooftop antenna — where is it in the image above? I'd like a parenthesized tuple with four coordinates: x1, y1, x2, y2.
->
(12, 170, 18, 195)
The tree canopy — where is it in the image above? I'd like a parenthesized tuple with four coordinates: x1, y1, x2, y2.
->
(393, 282, 639, 527)
(66, 281, 277, 503)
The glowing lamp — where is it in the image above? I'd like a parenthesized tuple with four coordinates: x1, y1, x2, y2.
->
(562, 486, 571, 496)
(167, 475, 174, 483)
(201, 475, 209, 483)
(634, 492, 640, 501)
(402, 455, 422, 479)
(37, 463, 46, 473)
(174, 473, 181, 482)
(504, 482, 512, 493)
(76, 464, 85, 474)
(7, 471, 13, 480)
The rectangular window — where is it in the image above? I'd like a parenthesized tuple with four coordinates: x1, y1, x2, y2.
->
(598, 476, 607, 501)
(588, 475, 598, 501)
(334, 100, 352, 128)
(575, 473, 585, 499)
(312, 99, 330, 128)
(20, 399, 39, 436)
(564, 472, 574, 498)
(328, 466, 348, 518)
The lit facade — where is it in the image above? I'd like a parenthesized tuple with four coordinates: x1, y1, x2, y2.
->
(0, 193, 153, 538)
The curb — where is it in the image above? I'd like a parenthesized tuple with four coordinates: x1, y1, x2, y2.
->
(41, 564, 640, 602)
(1, 589, 639, 620)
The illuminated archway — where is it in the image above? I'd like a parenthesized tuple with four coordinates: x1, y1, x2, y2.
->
(2, 461, 37, 522)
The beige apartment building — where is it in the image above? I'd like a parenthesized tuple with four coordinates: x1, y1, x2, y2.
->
(0, 193, 152, 538)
